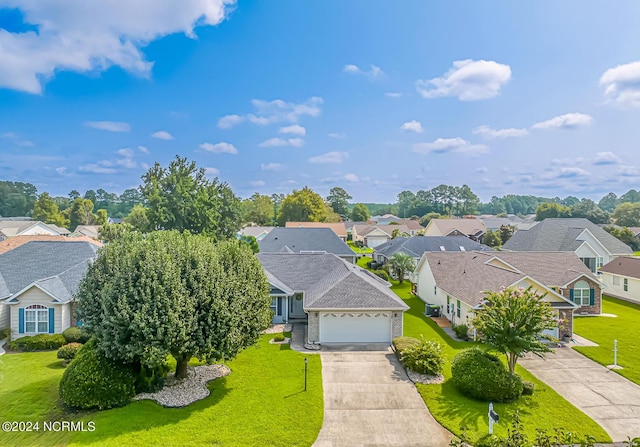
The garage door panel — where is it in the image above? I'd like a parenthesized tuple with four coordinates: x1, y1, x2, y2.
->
(320, 312, 391, 343)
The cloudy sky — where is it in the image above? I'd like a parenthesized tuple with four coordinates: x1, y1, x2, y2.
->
(1, 1, 640, 203)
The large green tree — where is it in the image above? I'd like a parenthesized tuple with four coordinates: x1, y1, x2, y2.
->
(350, 203, 370, 221)
(65, 198, 97, 230)
(276, 186, 326, 226)
(76, 231, 272, 379)
(326, 187, 352, 218)
(0, 181, 38, 217)
(473, 287, 558, 374)
(32, 192, 69, 227)
(140, 156, 241, 239)
(612, 202, 640, 227)
(570, 199, 610, 224)
(124, 204, 150, 232)
(241, 193, 274, 225)
(386, 252, 415, 284)
(534, 202, 572, 221)
(598, 192, 618, 212)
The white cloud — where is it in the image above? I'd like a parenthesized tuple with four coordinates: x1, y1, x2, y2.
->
(541, 167, 591, 180)
(204, 167, 220, 177)
(308, 151, 348, 164)
(385, 92, 402, 98)
(531, 113, 593, 130)
(84, 120, 131, 132)
(344, 173, 359, 182)
(415, 59, 511, 101)
(328, 132, 346, 139)
(401, 120, 423, 133)
(117, 157, 137, 169)
(55, 167, 67, 175)
(473, 125, 528, 139)
(259, 137, 304, 148)
(618, 166, 640, 177)
(475, 166, 488, 173)
(151, 130, 174, 140)
(138, 145, 149, 154)
(342, 64, 384, 79)
(600, 61, 640, 107)
(0, 1, 233, 94)
(412, 137, 488, 155)
(278, 124, 306, 136)
(1, 131, 34, 147)
(593, 151, 621, 165)
(551, 157, 585, 166)
(199, 142, 238, 154)
(246, 97, 323, 125)
(117, 148, 134, 157)
(78, 164, 117, 174)
(260, 163, 283, 171)
(217, 114, 245, 129)
(250, 180, 266, 187)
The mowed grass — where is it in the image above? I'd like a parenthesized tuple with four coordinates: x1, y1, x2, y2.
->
(347, 241, 374, 254)
(574, 295, 640, 385)
(0, 334, 323, 447)
(392, 282, 610, 444)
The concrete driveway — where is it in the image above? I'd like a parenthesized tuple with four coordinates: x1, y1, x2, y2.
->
(519, 347, 640, 442)
(313, 350, 451, 447)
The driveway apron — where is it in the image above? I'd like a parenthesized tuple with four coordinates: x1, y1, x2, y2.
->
(519, 347, 640, 442)
(313, 350, 451, 447)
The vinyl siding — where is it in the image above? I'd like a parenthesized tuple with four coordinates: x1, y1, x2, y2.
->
(9, 287, 71, 339)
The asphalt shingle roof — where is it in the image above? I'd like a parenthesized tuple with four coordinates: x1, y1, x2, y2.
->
(0, 241, 98, 302)
(600, 256, 640, 279)
(375, 236, 493, 259)
(257, 253, 408, 310)
(258, 228, 355, 257)
(503, 218, 633, 255)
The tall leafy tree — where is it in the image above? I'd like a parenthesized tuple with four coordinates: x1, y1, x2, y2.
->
(570, 199, 610, 224)
(140, 156, 241, 240)
(603, 226, 640, 250)
(32, 192, 69, 227)
(76, 231, 272, 379)
(619, 189, 640, 204)
(456, 184, 480, 216)
(0, 181, 38, 217)
(612, 202, 640, 227)
(276, 186, 326, 226)
(326, 187, 352, 217)
(484, 229, 502, 248)
(98, 222, 135, 243)
(473, 287, 558, 374)
(65, 198, 97, 230)
(535, 202, 572, 221)
(598, 192, 618, 213)
(387, 252, 415, 284)
(124, 204, 150, 232)
(350, 203, 370, 221)
(241, 193, 273, 225)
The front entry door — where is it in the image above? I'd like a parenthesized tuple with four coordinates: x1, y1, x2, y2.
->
(290, 294, 304, 317)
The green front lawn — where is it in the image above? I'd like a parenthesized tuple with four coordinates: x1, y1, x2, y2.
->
(347, 241, 374, 255)
(0, 334, 323, 447)
(393, 282, 610, 444)
(574, 295, 640, 385)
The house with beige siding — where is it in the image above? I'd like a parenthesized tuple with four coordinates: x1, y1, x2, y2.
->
(0, 241, 97, 339)
(414, 251, 603, 340)
(599, 256, 640, 304)
(422, 218, 486, 243)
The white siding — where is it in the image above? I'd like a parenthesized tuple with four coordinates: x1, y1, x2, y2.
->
(600, 272, 640, 303)
(8, 287, 71, 339)
(576, 231, 615, 264)
(21, 223, 60, 236)
(0, 301, 9, 329)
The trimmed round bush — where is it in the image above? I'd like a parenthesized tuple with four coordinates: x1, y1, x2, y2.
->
(452, 323, 469, 340)
(57, 342, 83, 361)
(451, 348, 523, 403)
(522, 380, 535, 396)
(62, 327, 91, 344)
(59, 339, 136, 410)
(273, 333, 285, 342)
(8, 334, 67, 351)
(392, 336, 420, 354)
(371, 269, 390, 281)
(400, 336, 445, 376)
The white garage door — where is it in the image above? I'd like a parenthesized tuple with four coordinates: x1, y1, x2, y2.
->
(319, 312, 391, 343)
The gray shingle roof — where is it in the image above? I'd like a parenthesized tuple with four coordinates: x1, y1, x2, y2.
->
(257, 253, 408, 310)
(600, 256, 640, 279)
(422, 251, 592, 307)
(0, 241, 98, 302)
(259, 228, 356, 257)
(503, 218, 633, 255)
(375, 236, 493, 259)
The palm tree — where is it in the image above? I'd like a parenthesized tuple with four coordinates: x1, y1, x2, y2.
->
(387, 252, 415, 284)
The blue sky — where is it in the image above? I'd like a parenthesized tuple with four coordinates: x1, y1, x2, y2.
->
(1, 1, 640, 203)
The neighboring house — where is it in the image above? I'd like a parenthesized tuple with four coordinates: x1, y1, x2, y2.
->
(423, 218, 487, 243)
(258, 252, 408, 343)
(0, 241, 99, 339)
(237, 226, 275, 242)
(71, 225, 102, 240)
(599, 256, 640, 303)
(107, 217, 123, 224)
(478, 215, 538, 232)
(502, 218, 633, 273)
(0, 235, 102, 255)
(371, 214, 401, 225)
(352, 224, 419, 248)
(285, 222, 348, 241)
(259, 227, 358, 263)
(0, 220, 65, 242)
(374, 235, 493, 265)
(414, 251, 603, 340)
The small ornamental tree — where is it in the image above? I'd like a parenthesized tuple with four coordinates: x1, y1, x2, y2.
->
(472, 287, 558, 374)
(76, 231, 272, 379)
(387, 252, 415, 284)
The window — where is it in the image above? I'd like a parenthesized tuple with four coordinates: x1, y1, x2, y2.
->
(596, 257, 604, 269)
(624, 278, 629, 292)
(447, 296, 451, 314)
(579, 257, 597, 273)
(572, 281, 590, 306)
(25, 305, 48, 333)
(613, 276, 620, 286)
(457, 300, 461, 318)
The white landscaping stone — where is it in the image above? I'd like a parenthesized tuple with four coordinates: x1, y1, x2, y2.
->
(406, 368, 445, 385)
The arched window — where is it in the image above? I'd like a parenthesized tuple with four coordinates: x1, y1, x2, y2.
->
(572, 281, 590, 306)
(25, 304, 48, 333)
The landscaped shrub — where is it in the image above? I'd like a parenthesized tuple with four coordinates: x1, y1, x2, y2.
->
(0, 327, 10, 340)
(273, 333, 285, 342)
(59, 339, 136, 410)
(400, 336, 445, 376)
(392, 336, 420, 354)
(522, 380, 535, 396)
(62, 327, 91, 344)
(134, 362, 171, 393)
(451, 347, 524, 403)
(371, 269, 390, 281)
(57, 342, 83, 361)
(452, 323, 469, 340)
(8, 334, 67, 351)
